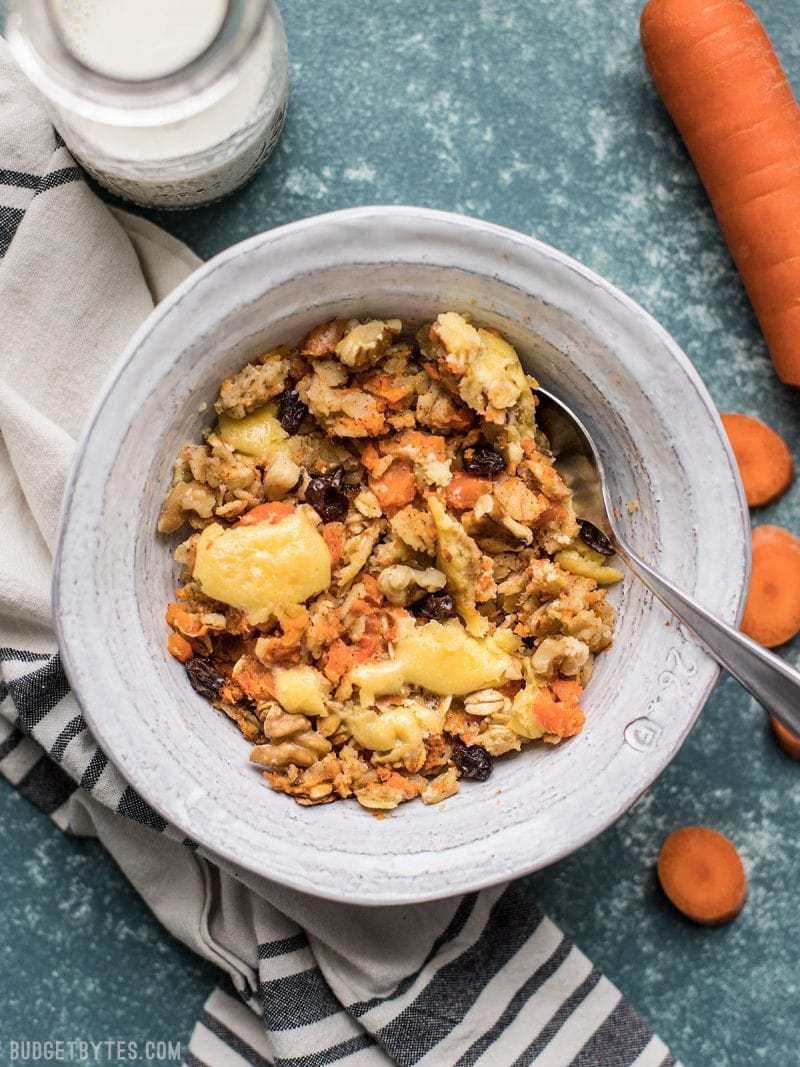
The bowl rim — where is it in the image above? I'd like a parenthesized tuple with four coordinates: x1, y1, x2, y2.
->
(53, 205, 750, 904)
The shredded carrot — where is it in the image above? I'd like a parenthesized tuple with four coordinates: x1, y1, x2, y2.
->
(233, 658, 276, 702)
(363, 374, 414, 404)
(384, 607, 410, 641)
(376, 766, 422, 799)
(338, 409, 386, 438)
(322, 617, 386, 681)
(322, 522, 345, 565)
(369, 459, 417, 512)
(323, 640, 355, 682)
(238, 501, 294, 526)
(445, 472, 491, 511)
(533, 684, 585, 738)
(551, 679, 584, 705)
(256, 607, 308, 663)
(167, 633, 194, 663)
(381, 429, 447, 460)
(349, 599, 374, 616)
(360, 442, 382, 473)
(770, 716, 800, 760)
(657, 826, 747, 925)
(360, 573, 382, 601)
(353, 632, 383, 664)
(641, 0, 800, 385)
(721, 413, 793, 506)
(741, 525, 800, 647)
(166, 604, 206, 638)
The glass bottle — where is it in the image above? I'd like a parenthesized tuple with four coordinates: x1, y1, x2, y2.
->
(7, 0, 289, 209)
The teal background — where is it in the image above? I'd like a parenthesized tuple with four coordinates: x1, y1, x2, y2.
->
(2, 0, 800, 1064)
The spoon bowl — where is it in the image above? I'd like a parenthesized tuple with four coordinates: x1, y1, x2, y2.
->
(536, 386, 800, 738)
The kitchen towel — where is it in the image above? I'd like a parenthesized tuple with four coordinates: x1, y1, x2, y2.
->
(0, 40, 677, 1067)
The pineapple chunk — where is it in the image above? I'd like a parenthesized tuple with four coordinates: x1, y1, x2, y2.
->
(347, 658, 406, 702)
(193, 511, 331, 619)
(218, 402, 289, 460)
(555, 544, 623, 585)
(345, 699, 446, 768)
(509, 685, 545, 740)
(273, 666, 329, 716)
(427, 496, 488, 637)
(397, 620, 517, 696)
(348, 619, 519, 700)
(346, 704, 424, 758)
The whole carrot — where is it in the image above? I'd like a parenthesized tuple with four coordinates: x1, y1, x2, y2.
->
(641, 0, 800, 386)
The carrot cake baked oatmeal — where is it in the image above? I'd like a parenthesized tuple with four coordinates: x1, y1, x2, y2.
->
(158, 312, 622, 812)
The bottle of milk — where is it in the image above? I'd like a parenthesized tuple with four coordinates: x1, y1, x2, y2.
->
(7, 0, 289, 209)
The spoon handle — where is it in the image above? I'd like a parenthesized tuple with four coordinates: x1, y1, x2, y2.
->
(618, 544, 800, 736)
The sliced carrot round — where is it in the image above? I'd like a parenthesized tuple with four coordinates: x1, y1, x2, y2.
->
(721, 413, 793, 507)
(657, 827, 746, 926)
(770, 716, 800, 760)
(741, 525, 800, 647)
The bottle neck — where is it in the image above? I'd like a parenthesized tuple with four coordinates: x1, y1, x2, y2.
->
(6, 0, 269, 128)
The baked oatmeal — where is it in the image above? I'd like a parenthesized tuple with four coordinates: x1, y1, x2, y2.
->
(158, 312, 622, 812)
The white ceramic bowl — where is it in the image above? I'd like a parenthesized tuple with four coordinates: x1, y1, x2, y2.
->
(54, 206, 749, 905)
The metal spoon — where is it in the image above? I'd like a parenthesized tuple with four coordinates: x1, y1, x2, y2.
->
(535, 386, 800, 736)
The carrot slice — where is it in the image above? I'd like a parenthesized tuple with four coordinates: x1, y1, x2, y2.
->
(445, 473, 491, 511)
(641, 0, 800, 385)
(741, 525, 800, 647)
(721, 413, 793, 507)
(238, 501, 294, 526)
(770, 716, 800, 760)
(657, 827, 747, 925)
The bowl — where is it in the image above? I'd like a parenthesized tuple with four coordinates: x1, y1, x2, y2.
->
(53, 206, 749, 905)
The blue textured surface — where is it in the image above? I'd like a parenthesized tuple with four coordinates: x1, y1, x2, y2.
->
(2, 1, 800, 1064)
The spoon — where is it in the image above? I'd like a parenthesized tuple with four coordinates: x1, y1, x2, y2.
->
(535, 386, 800, 737)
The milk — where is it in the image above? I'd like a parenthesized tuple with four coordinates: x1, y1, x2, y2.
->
(54, 0, 229, 81)
(10, 0, 289, 208)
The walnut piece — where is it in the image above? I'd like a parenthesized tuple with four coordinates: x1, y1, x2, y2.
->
(157, 481, 216, 534)
(530, 636, 590, 678)
(377, 564, 446, 606)
(335, 319, 402, 370)
(250, 730, 332, 769)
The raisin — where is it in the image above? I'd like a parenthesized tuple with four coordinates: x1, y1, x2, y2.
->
(414, 590, 456, 621)
(462, 441, 505, 477)
(452, 738, 493, 781)
(305, 466, 349, 523)
(579, 519, 615, 556)
(185, 658, 225, 701)
(277, 387, 308, 434)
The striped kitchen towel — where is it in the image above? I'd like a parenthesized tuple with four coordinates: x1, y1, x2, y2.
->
(0, 38, 677, 1067)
